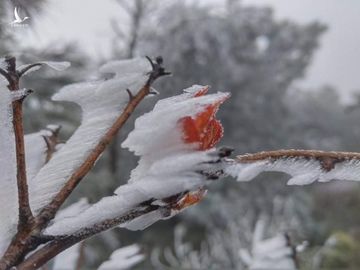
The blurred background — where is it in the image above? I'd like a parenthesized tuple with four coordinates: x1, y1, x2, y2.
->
(2, 0, 360, 269)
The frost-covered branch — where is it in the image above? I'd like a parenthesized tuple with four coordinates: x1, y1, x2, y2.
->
(0, 56, 169, 270)
(227, 149, 360, 184)
(16, 206, 156, 270)
(3, 56, 34, 230)
(13, 84, 231, 269)
(0, 57, 69, 270)
(36, 56, 170, 230)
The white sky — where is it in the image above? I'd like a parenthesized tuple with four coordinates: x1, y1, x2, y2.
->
(13, 0, 360, 101)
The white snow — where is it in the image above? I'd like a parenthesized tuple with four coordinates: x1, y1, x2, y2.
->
(53, 243, 82, 270)
(53, 198, 90, 223)
(0, 81, 17, 256)
(98, 244, 145, 270)
(29, 58, 152, 215)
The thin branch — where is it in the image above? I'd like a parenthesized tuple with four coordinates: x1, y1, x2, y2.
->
(5, 56, 34, 230)
(237, 149, 360, 162)
(237, 149, 360, 172)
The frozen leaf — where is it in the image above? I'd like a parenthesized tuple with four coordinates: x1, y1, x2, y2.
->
(227, 150, 360, 185)
(122, 85, 229, 182)
(98, 244, 145, 270)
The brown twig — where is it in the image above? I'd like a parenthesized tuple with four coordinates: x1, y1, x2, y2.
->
(237, 149, 360, 162)
(0, 56, 35, 270)
(4, 56, 34, 230)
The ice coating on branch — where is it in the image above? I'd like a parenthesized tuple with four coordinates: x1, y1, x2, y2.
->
(46, 86, 229, 236)
(226, 150, 360, 185)
(29, 58, 152, 214)
(45, 161, 208, 235)
(18, 61, 71, 76)
(98, 244, 145, 270)
(0, 82, 17, 256)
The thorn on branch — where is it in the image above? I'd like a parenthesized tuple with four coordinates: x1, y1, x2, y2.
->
(126, 88, 134, 101)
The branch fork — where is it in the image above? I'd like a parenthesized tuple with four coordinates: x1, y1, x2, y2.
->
(0, 55, 170, 270)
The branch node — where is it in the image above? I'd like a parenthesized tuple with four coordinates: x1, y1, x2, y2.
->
(145, 56, 171, 85)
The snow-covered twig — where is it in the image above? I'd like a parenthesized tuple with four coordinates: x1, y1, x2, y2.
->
(3, 56, 34, 230)
(227, 149, 360, 185)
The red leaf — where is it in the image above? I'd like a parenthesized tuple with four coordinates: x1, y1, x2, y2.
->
(180, 91, 228, 150)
